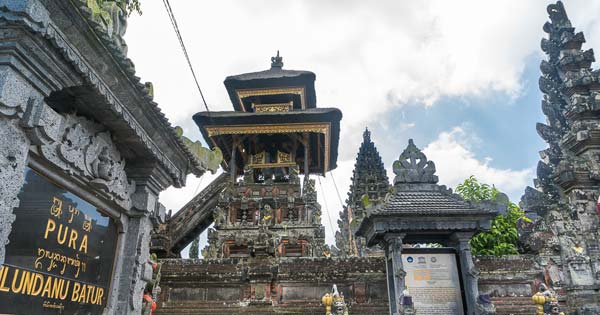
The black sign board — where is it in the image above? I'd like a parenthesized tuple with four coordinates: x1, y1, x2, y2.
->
(0, 167, 118, 314)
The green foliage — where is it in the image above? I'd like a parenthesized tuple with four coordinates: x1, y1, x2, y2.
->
(189, 237, 199, 259)
(125, 0, 142, 16)
(455, 176, 527, 256)
(361, 194, 371, 208)
(455, 175, 499, 202)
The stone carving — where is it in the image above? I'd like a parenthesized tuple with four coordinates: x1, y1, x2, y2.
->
(175, 126, 222, 174)
(39, 114, 135, 207)
(271, 50, 284, 69)
(393, 139, 438, 184)
(0, 118, 30, 264)
(520, 1, 600, 312)
(85, 0, 129, 53)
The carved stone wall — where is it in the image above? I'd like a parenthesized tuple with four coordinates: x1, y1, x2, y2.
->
(155, 257, 389, 315)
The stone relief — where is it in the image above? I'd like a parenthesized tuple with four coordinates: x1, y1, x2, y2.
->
(40, 114, 135, 207)
(85, 0, 129, 54)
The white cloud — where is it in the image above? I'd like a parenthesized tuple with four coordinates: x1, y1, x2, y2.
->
(124, 1, 599, 247)
(423, 127, 533, 200)
(125, 1, 530, 133)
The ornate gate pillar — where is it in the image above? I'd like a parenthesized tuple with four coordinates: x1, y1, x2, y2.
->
(0, 118, 30, 265)
(383, 234, 406, 315)
(451, 232, 480, 315)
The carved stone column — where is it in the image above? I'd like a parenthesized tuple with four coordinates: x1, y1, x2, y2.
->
(452, 232, 479, 315)
(114, 184, 159, 313)
(383, 233, 406, 315)
(0, 118, 30, 265)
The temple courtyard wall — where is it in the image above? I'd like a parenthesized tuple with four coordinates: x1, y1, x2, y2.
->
(155, 255, 542, 315)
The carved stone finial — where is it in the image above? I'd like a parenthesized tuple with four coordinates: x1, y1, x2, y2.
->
(363, 127, 371, 142)
(545, 1, 572, 32)
(393, 139, 438, 184)
(271, 50, 283, 69)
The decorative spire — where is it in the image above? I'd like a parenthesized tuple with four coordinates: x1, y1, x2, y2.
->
(363, 127, 371, 142)
(393, 139, 438, 184)
(532, 0, 598, 200)
(271, 50, 283, 69)
(336, 127, 389, 256)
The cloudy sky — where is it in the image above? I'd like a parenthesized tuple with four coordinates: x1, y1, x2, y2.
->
(124, 1, 600, 253)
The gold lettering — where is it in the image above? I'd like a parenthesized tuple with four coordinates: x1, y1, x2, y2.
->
(78, 284, 87, 303)
(96, 288, 104, 305)
(44, 219, 56, 240)
(57, 224, 68, 245)
(82, 215, 92, 232)
(86, 284, 94, 304)
(21, 270, 34, 295)
(41, 275, 52, 298)
(79, 234, 88, 254)
(68, 229, 78, 250)
(10, 268, 22, 293)
(51, 277, 63, 299)
(68, 205, 80, 223)
(0, 266, 9, 292)
(31, 273, 44, 296)
(71, 282, 80, 302)
(50, 197, 63, 218)
(60, 280, 70, 300)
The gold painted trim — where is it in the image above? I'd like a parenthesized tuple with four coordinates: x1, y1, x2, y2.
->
(205, 123, 331, 172)
(236, 87, 305, 111)
(253, 102, 293, 113)
(248, 162, 297, 169)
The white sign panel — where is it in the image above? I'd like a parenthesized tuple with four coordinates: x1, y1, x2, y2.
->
(402, 252, 465, 315)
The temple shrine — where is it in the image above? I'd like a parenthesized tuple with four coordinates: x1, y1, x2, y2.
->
(193, 52, 341, 259)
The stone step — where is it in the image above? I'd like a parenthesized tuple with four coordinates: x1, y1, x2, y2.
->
(492, 296, 537, 315)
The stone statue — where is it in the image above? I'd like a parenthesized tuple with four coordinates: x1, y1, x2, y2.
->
(322, 284, 348, 315)
(262, 203, 273, 226)
(91, 146, 114, 181)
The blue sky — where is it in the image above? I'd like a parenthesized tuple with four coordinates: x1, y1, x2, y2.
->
(123, 1, 600, 251)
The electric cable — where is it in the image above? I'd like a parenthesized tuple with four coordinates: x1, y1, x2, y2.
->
(161, 0, 210, 113)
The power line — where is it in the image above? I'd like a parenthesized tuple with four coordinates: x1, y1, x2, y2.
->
(317, 176, 336, 237)
(162, 0, 210, 113)
(193, 173, 205, 195)
(330, 170, 345, 208)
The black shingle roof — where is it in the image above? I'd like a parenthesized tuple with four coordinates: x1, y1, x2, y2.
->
(369, 185, 497, 216)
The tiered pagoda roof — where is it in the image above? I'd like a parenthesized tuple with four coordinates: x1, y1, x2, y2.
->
(193, 53, 341, 176)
